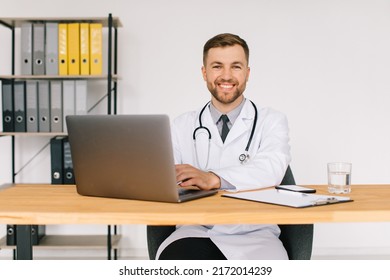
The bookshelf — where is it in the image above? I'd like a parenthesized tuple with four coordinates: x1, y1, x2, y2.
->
(0, 74, 119, 80)
(0, 14, 122, 260)
(0, 235, 122, 259)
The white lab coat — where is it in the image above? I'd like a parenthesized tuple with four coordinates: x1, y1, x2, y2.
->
(156, 99, 291, 260)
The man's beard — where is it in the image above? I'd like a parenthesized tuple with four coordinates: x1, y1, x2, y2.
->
(208, 79, 244, 104)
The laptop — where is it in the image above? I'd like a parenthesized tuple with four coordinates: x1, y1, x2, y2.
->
(66, 114, 218, 203)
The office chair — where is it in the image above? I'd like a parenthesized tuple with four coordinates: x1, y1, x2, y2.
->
(146, 166, 314, 260)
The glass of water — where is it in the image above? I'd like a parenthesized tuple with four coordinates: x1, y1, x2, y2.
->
(327, 162, 352, 194)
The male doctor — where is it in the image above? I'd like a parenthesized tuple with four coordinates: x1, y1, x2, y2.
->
(157, 33, 291, 260)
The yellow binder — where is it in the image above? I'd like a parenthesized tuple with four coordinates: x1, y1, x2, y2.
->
(90, 23, 102, 75)
(67, 23, 80, 75)
(58, 23, 68, 75)
(80, 23, 90, 75)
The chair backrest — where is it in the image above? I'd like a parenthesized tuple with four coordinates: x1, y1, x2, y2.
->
(147, 225, 176, 260)
(278, 166, 313, 260)
(147, 166, 313, 260)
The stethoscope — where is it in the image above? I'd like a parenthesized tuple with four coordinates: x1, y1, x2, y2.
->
(193, 100, 258, 169)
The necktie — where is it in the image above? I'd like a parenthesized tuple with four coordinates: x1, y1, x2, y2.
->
(220, 114, 230, 143)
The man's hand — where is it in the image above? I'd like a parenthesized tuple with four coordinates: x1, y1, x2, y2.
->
(175, 164, 221, 190)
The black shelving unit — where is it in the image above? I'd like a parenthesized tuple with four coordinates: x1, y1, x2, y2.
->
(0, 14, 122, 260)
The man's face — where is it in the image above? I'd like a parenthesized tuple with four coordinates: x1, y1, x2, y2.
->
(202, 45, 250, 108)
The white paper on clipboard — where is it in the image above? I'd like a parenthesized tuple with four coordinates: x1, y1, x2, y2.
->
(222, 189, 352, 208)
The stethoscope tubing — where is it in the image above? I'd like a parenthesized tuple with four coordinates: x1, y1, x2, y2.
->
(193, 100, 258, 168)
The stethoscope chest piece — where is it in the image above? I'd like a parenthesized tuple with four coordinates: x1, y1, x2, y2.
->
(239, 153, 250, 164)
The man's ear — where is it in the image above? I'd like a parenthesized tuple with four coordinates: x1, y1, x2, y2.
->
(201, 66, 207, 81)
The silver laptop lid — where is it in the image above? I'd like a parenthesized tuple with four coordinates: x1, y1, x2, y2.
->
(66, 114, 181, 202)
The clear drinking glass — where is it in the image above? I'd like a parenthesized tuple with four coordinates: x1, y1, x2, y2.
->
(327, 162, 352, 194)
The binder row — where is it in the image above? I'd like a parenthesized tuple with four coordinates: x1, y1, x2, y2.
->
(51, 136, 75, 185)
(1, 80, 87, 133)
(21, 22, 102, 76)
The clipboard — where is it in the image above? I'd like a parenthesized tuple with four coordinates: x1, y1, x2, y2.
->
(222, 188, 353, 208)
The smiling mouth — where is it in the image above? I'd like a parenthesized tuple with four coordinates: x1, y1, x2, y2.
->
(219, 83, 234, 89)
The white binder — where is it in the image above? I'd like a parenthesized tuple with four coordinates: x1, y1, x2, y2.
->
(38, 80, 50, 132)
(50, 80, 63, 132)
(75, 80, 87, 115)
(62, 80, 75, 132)
(21, 23, 33, 75)
(45, 22, 58, 75)
(26, 81, 38, 132)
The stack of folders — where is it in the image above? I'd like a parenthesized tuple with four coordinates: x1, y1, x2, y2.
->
(50, 136, 75, 185)
(21, 22, 103, 76)
(1, 79, 87, 133)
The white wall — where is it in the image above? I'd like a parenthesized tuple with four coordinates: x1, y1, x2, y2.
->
(1, 0, 390, 259)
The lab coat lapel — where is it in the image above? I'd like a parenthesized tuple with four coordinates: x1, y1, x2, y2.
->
(202, 107, 224, 147)
(224, 101, 255, 146)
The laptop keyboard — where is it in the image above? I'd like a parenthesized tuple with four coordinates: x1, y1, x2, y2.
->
(178, 188, 199, 196)
(177, 187, 218, 202)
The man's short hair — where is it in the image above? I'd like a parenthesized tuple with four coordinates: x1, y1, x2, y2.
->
(203, 33, 249, 65)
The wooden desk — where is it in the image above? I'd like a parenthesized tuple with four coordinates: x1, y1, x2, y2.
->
(1, 184, 390, 225)
(1, 184, 390, 259)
